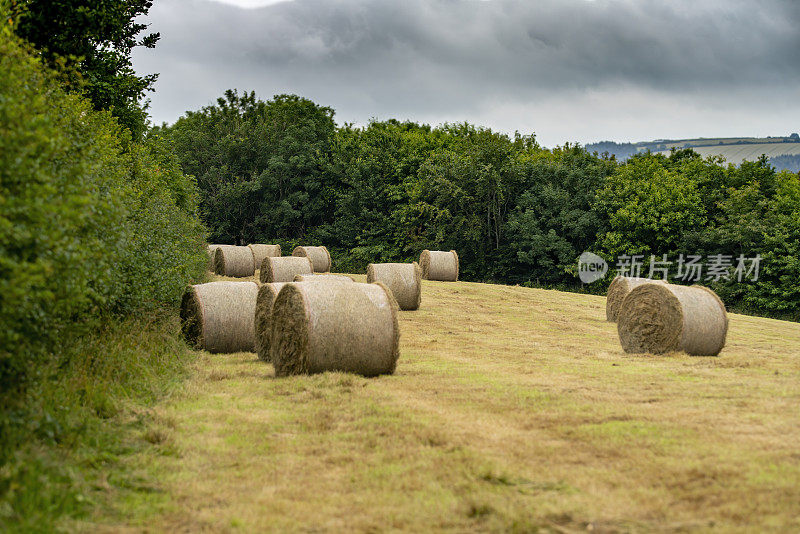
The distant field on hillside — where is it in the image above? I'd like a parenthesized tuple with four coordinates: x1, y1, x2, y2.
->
(656, 142, 800, 162)
(87, 274, 800, 532)
(586, 136, 800, 168)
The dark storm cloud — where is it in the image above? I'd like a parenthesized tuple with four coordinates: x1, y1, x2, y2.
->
(134, 0, 800, 132)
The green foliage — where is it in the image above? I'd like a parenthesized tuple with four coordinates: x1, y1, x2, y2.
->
(0, 30, 206, 404)
(161, 90, 336, 245)
(168, 90, 800, 320)
(12, 0, 159, 139)
(0, 316, 195, 532)
(506, 145, 615, 285)
(594, 153, 707, 258)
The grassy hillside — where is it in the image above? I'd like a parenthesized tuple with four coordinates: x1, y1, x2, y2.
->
(85, 274, 800, 532)
(587, 136, 800, 167)
(656, 142, 800, 162)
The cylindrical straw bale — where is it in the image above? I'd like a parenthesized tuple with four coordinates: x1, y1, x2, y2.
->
(270, 281, 400, 377)
(293, 274, 354, 283)
(248, 244, 281, 270)
(606, 276, 667, 322)
(419, 250, 459, 281)
(207, 244, 233, 270)
(254, 282, 288, 362)
(260, 256, 313, 283)
(366, 262, 422, 311)
(292, 246, 331, 273)
(214, 245, 256, 277)
(181, 281, 258, 353)
(617, 284, 728, 356)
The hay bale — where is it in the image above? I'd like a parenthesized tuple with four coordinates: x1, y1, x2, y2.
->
(254, 282, 288, 362)
(293, 274, 354, 283)
(214, 245, 256, 278)
(292, 246, 331, 273)
(207, 244, 233, 270)
(260, 256, 313, 283)
(606, 276, 668, 322)
(248, 244, 281, 270)
(366, 262, 422, 311)
(270, 281, 400, 377)
(617, 284, 728, 356)
(419, 250, 459, 281)
(180, 281, 258, 353)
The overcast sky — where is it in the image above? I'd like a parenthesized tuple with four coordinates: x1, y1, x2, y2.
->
(132, 0, 800, 147)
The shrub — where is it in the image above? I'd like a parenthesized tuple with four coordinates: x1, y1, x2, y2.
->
(0, 30, 206, 400)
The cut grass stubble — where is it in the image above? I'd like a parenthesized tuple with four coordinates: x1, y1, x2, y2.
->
(95, 274, 800, 532)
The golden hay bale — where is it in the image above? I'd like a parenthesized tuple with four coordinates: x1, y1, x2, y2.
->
(617, 284, 728, 356)
(259, 256, 313, 283)
(270, 281, 400, 377)
(419, 250, 459, 281)
(180, 281, 259, 353)
(248, 244, 281, 270)
(606, 276, 668, 322)
(293, 274, 354, 283)
(366, 262, 422, 311)
(292, 246, 331, 273)
(254, 282, 288, 362)
(214, 245, 256, 278)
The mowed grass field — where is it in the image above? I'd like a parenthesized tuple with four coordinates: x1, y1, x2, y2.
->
(91, 273, 800, 533)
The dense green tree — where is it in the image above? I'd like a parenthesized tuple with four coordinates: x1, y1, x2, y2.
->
(506, 145, 615, 285)
(161, 90, 336, 247)
(162, 93, 800, 319)
(327, 120, 448, 271)
(594, 153, 707, 259)
(12, 0, 159, 138)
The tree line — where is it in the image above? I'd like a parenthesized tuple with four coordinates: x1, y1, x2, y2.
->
(162, 90, 800, 322)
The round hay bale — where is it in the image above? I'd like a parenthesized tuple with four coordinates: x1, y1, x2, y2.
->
(207, 244, 233, 270)
(606, 276, 668, 322)
(293, 274, 354, 283)
(214, 245, 256, 278)
(366, 262, 422, 311)
(180, 281, 259, 353)
(292, 246, 331, 273)
(248, 244, 281, 270)
(617, 284, 728, 356)
(270, 281, 400, 377)
(254, 282, 289, 362)
(419, 250, 459, 281)
(260, 256, 313, 283)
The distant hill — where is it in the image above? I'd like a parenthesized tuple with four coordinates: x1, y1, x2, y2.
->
(586, 135, 800, 172)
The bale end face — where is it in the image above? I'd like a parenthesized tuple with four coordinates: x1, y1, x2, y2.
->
(617, 283, 727, 356)
(254, 282, 287, 362)
(270, 284, 312, 376)
(180, 286, 204, 349)
(606, 276, 668, 322)
(617, 284, 683, 354)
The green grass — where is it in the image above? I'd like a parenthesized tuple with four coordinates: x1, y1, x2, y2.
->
(0, 314, 196, 533)
(75, 274, 800, 532)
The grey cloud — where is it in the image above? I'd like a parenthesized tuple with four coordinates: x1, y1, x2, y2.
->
(134, 0, 800, 137)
